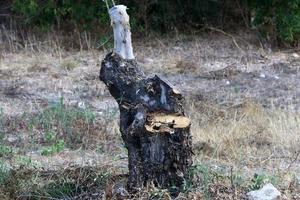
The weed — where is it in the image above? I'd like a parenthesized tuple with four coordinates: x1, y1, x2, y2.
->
(0, 160, 9, 185)
(14, 168, 112, 199)
(184, 164, 214, 199)
(61, 59, 77, 71)
(230, 171, 244, 187)
(15, 156, 31, 166)
(0, 145, 13, 157)
(249, 173, 278, 190)
(149, 187, 171, 199)
(94, 170, 112, 187)
(41, 139, 65, 156)
(15, 156, 41, 168)
(198, 165, 213, 199)
(0, 108, 4, 137)
(44, 131, 55, 143)
(0, 110, 13, 158)
(43, 180, 76, 198)
(34, 97, 95, 147)
(103, 107, 119, 120)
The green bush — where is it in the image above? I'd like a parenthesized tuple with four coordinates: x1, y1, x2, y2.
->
(126, 0, 230, 32)
(250, 0, 300, 43)
(10, 0, 236, 32)
(9, 0, 300, 44)
(12, 0, 109, 30)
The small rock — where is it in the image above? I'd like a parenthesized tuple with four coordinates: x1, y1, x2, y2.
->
(144, 58, 154, 63)
(173, 46, 182, 51)
(292, 53, 299, 58)
(247, 183, 281, 200)
(296, 173, 300, 185)
(7, 135, 18, 143)
(68, 100, 78, 106)
(259, 73, 266, 78)
(78, 101, 86, 109)
(226, 80, 231, 85)
(115, 187, 128, 197)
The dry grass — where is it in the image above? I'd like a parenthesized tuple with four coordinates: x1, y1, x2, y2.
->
(191, 101, 300, 161)
(190, 100, 300, 166)
(187, 100, 300, 199)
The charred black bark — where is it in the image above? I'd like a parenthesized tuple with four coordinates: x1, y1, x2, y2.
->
(99, 53, 193, 192)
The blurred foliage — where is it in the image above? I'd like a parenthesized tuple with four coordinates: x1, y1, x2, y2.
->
(9, 0, 240, 31)
(11, 0, 110, 30)
(248, 0, 300, 44)
(3, 0, 300, 44)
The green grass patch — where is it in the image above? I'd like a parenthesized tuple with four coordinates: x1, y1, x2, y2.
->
(41, 139, 65, 156)
(0, 145, 13, 157)
(6, 167, 112, 199)
(0, 160, 10, 185)
(31, 97, 96, 148)
(183, 163, 216, 199)
(249, 173, 279, 190)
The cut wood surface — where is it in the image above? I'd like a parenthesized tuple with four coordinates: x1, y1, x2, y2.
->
(145, 113, 191, 133)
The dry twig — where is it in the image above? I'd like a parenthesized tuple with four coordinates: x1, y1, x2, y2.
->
(205, 26, 246, 54)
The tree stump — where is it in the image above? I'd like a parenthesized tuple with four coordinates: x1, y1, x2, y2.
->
(99, 5, 193, 192)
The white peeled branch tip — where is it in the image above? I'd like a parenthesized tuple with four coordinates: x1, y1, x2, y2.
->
(109, 5, 135, 60)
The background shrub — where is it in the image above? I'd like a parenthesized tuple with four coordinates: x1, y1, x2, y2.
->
(11, 0, 110, 30)
(1, 0, 300, 45)
(249, 0, 300, 44)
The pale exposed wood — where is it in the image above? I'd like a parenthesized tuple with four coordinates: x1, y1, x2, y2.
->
(109, 5, 135, 59)
(145, 114, 191, 133)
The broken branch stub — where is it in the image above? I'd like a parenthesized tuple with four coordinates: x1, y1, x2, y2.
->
(100, 5, 193, 193)
(109, 5, 134, 60)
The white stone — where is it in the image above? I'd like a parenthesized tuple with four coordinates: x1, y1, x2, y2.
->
(115, 187, 128, 197)
(7, 135, 18, 143)
(78, 101, 86, 109)
(173, 46, 182, 51)
(292, 53, 299, 58)
(144, 58, 154, 63)
(247, 183, 281, 200)
(259, 73, 266, 78)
